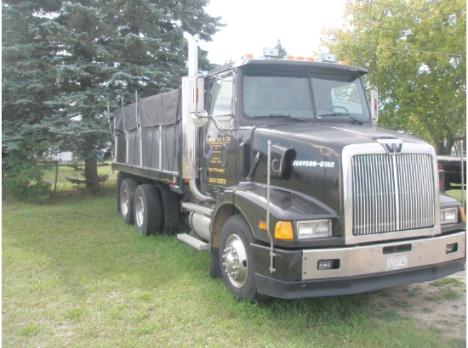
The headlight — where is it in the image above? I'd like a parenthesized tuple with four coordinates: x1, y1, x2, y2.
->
(296, 219, 332, 239)
(440, 208, 458, 225)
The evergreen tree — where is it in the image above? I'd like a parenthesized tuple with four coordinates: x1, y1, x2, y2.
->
(3, 0, 220, 194)
(2, 0, 62, 199)
(47, 0, 219, 192)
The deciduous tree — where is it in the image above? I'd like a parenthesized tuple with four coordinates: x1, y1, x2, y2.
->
(324, 0, 465, 154)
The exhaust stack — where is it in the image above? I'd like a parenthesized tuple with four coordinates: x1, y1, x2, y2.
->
(183, 32, 198, 78)
(182, 32, 213, 202)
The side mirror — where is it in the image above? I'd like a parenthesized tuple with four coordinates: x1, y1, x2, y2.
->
(370, 88, 379, 122)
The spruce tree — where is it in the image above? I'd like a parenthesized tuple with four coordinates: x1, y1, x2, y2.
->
(47, 0, 219, 192)
(3, 0, 220, 194)
(2, 0, 61, 199)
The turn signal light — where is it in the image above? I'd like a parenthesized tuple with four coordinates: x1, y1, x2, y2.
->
(258, 220, 267, 231)
(274, 221, 294, 240)
(460, 207, 466, 223)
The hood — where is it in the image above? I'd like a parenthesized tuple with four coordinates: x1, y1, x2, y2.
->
(250, 122, 432, 224)
(254, 123, 426, 155)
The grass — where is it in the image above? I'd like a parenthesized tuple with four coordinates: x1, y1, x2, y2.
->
(3, 194, 465, 347)
(432, 277, 465, 288)
(446, 189, 464, 203)
(41, 162, 116, 192)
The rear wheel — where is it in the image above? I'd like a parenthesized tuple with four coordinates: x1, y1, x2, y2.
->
(134, 184, 163, 236)
(219, 215, 257, 301)
(119, 178, 137, 224)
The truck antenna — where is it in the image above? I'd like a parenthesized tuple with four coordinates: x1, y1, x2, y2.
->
(266, 140, 276, 274)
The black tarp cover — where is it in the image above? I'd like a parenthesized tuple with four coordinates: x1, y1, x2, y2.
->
(114, 89, 181, 131)
(112, 88, 182, 175)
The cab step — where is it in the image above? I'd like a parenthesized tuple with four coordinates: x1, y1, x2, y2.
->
(177, 233, 209, 251)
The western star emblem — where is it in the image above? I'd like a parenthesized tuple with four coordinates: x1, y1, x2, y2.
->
(385, 142, 402, 153)
(377, 138, 403, 154)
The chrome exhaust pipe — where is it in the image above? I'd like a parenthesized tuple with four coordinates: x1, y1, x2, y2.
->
(182, 32, 213, 202)
(189, 178, 213, 202)
(183, 32, 198, 78)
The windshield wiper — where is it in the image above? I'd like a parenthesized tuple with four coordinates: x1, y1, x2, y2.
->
(264, 114, 308, 122)
(316, 112, 363, 125)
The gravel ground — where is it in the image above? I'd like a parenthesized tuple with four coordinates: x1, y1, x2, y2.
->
(370, 271, 466, 343)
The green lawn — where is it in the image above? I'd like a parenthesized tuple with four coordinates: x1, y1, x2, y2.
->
(3, 195, 464, 347)
(41, 163, 117, 192)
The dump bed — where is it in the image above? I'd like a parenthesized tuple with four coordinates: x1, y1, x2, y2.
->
(112, 89, 183, 186)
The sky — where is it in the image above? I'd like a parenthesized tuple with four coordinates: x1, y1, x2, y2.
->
(199, 0, 348, 65)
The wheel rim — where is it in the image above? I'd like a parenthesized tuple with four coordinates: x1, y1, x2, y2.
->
(121, 189, 129, 216)
(222, 234, 248, 288)
(135, 196, 144, 228)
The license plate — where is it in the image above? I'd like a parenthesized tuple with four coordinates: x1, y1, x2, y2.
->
(386, 254, 408, 271)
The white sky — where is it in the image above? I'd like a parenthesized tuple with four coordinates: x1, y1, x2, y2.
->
(199, 0, 347, 65)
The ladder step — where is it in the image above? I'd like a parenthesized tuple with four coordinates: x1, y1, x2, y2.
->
(177, 233, 209, 251)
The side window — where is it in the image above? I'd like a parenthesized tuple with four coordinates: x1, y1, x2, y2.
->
(209, 76, 233, 116)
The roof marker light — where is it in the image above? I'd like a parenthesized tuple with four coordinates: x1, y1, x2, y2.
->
(321, 53, 337, 63)
(243, 53, 254, 60)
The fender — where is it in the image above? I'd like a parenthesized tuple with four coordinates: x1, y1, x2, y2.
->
(210, 182, 344, 250)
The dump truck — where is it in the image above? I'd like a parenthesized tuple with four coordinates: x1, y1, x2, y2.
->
(111, 33, 466, 300)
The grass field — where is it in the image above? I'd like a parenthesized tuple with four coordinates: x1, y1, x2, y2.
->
(3, 193, 465, 347)
(41, 163, 117, 192)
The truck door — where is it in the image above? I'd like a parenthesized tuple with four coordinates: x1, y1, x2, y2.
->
(201, 73, 237, 194)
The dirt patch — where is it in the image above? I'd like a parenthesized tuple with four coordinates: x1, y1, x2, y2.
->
(370, 271, 466, 342)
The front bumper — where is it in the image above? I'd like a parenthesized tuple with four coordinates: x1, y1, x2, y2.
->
(252, 231, 465, 299)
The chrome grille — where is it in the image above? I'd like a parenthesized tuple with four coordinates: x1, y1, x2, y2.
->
(351, 154, 435, 236)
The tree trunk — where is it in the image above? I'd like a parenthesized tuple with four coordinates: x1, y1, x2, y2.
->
(84, 156, 99, 193)
(435, 133, 455, 156)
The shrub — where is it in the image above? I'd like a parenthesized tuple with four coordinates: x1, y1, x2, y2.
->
(3, 156, 51, 203)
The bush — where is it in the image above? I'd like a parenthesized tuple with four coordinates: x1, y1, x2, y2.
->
(3, 158, 51, 203)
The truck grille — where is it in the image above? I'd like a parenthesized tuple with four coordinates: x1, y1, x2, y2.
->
(351, 153, 435, 236)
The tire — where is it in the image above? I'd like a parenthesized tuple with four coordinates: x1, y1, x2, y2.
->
(219, 215, 257, 301)
(119, 178, 137, 224)
(157, 185, 180, 234)
(133, 184, 163, 236)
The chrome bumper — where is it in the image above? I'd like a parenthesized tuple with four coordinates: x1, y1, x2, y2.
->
(302, 231, 465, 280)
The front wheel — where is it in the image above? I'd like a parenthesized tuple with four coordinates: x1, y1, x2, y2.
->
(219, 215, 257, 301)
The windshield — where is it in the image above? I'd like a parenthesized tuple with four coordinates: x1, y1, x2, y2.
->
(242, 74, 370, 121)
(243, 75, 313, 118)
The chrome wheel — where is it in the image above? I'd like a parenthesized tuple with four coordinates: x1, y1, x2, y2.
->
(135, 196, 144, 228)
(222, 234, 248, 288)
(121, 190, 129, 216)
